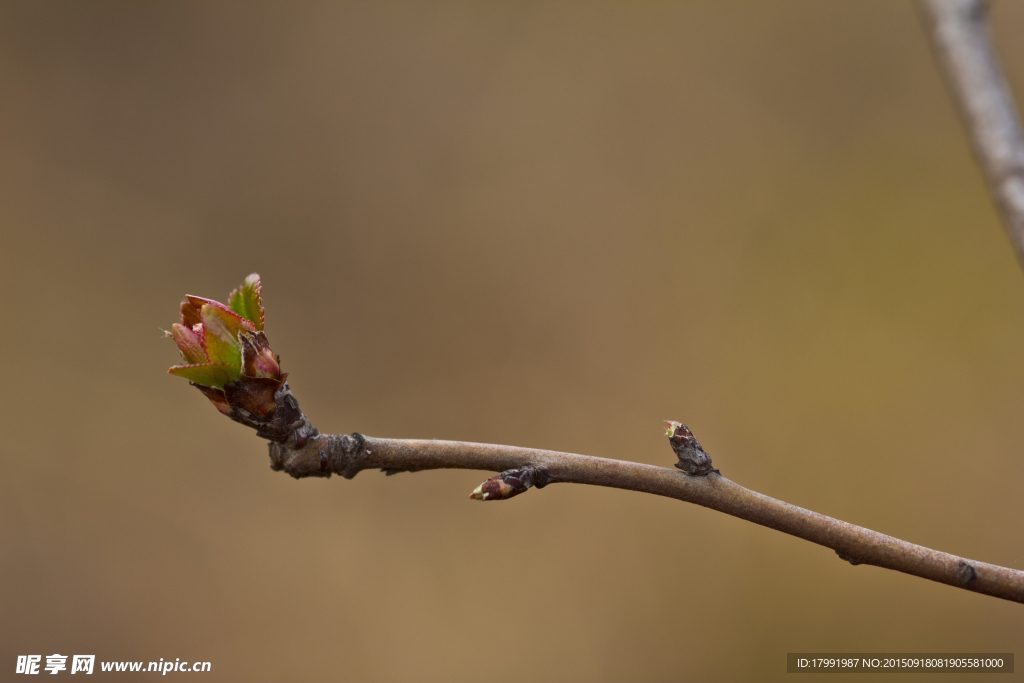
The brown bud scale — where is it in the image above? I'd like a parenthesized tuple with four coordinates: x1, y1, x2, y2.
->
(665, 421, 717, 476)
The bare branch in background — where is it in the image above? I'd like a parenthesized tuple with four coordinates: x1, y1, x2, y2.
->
(921, 0, 1024, 269)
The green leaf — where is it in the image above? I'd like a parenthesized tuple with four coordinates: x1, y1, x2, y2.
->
(168, 363, 240, 389)
(199, 304, 245, 367)
(229, 273, 264, 331)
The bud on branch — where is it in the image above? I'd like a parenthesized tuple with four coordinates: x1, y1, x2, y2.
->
(665, 421, 717, 476)
(469, 465, 550, 501)
(166, 274, 314, 446)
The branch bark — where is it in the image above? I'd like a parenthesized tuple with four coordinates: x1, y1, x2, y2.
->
(921, 0, 1024, 269)
(253, 386, 1024, 605)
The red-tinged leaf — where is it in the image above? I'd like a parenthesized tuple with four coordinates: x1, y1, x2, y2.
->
(185, 295, 255, 330)
(193, 384, 232, 415)
(171, 323, 208, 364)
(186, 294, 222, 309)
(168, 363, 240, 389)
(240, 331, 280, 379)
(181, 301, 202, 328)
(198, 304, 247, 366)
(229, 273, 264, 331)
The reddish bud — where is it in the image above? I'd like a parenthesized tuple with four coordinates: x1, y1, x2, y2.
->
(168, 274, 285, 415)
(469, 465, 548, 501)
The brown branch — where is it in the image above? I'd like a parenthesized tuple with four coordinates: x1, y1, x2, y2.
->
(921, 0, 1024, 269)
(182, 6, 1024, 606)
(252, 385, 1024, 604)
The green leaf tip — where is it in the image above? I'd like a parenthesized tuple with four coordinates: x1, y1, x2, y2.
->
(229, 273, 265, 331)
(168, 362, 241, 389)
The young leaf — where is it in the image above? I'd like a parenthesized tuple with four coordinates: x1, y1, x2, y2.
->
(168, 363, 240, 389)
(170, 323, 208, 364)
(186, 295, 255, 328)
(229, 273, 264, 331)
(199, 304, 246, 367)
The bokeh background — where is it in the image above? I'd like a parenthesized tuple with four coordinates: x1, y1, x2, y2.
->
(2, 1, 1023, 680)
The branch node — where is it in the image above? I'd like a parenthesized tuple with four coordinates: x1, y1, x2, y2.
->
(330, 432, 366, 479)
(957, 560, 978, 584)
(836, 550, 863, 566)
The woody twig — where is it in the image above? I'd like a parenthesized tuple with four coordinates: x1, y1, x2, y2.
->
(164, 2, 1024, 607)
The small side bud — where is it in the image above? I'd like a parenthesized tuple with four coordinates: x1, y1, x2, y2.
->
(469, 465, 548, 501)
(665, 421, 716, 476)
(470, 477, 518, 500)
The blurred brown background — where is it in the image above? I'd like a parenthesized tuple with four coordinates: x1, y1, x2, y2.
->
(2, 1, 1023, 681)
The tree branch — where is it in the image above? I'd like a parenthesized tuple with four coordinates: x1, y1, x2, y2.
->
(254, 385, 1024, 605)
(171, 2, 1024, 607)
(921, 0, 1024, 269)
